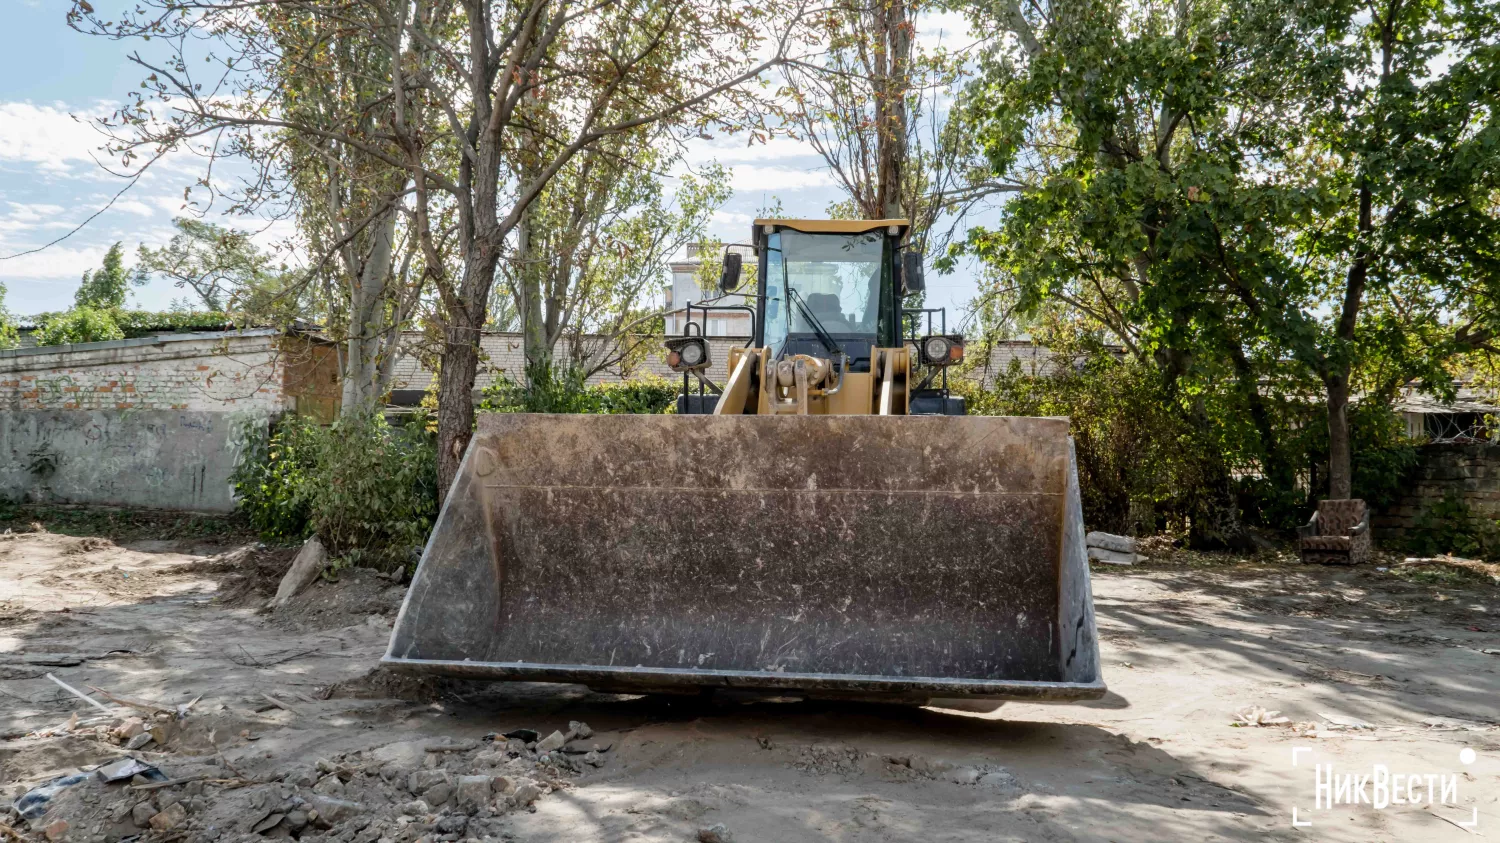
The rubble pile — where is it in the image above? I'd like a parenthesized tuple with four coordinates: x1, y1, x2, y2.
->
(4, 722, 608, 843)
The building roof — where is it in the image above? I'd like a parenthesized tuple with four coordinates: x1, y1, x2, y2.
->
(753, 219, 910, 235)
(1395, 384, 1500, 415)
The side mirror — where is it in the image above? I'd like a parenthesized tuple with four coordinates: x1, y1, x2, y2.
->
(901, 251, 925, 295)
(719, 252, 743, 293)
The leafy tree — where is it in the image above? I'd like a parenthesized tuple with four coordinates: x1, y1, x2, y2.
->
(0, 283, 18, 350)
(136, 218, 280, 313)
(73, 243, 140, 310)
(961, 0, 1500, 526)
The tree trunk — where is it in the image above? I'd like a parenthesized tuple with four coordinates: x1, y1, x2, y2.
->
(340, 209, 396, 415)
(517, 207, 552, 378)
(874, 0, 910, 220)
(1326, 374, 1353, 499)
(435, 252, 494, 503)
(1326, 181, 1371, 500)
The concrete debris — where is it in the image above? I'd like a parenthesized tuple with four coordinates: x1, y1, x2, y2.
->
(1088, 546, 1141, 565)
(1086, 532, 1144, 565)
(510, 781, 542, 807)
(148, 801, 188, 831)
(250, 812, 284, 834)
(947, 766, 982, 785)
(567, 720, 594, 740)
(306, 795, 363, 827)
(583, 751, 604, 767)
(123, 733, 154, 751)
(42, 819, 69, 841)
(1086, 531, 1137, 554)
(131, 801, 156, 827)
(698, 823, 734, 843)
(536, 730, 567, 753)
(114, 719, 145, 741)
(311, 774, 344, 795)
(399, 799, 431, 816)
(454, 775, 491, 812)
(267, 537, 328, 609)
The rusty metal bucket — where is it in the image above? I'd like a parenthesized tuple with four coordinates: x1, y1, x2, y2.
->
(383, 413, 1104, 705)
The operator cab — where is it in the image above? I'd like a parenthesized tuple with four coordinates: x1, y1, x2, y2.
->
(667, 218, 966, 415)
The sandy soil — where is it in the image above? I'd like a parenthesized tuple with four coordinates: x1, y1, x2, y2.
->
(2, 530, 1498, 842)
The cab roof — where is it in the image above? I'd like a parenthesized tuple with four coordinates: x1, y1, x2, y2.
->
(753, 218, 910, 237)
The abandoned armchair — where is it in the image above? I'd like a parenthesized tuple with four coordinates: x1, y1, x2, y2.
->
(1298, 499, 1372, 565)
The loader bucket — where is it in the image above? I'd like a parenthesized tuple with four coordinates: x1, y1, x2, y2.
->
(384, 414, 1104, 705)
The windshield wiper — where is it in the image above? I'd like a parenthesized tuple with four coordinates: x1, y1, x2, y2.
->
(786, 287, 842, 357)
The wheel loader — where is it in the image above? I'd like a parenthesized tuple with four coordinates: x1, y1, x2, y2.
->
(384, 218, 1105, 708)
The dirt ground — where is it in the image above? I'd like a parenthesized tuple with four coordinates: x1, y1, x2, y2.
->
(2, 527, 1498, 842)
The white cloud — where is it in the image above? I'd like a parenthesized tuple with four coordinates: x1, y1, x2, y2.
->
(0, 242, 106, 281)
(0, 101, 116, 177)
(113, 199, 156, 217)
(728, 165, 835, 191)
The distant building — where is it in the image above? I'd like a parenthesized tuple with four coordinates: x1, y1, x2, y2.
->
(664, 243, 755, 338)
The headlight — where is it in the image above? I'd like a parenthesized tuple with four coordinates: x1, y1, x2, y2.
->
(918, 334, 965, 366)
(922, 336, 950, 362)
(664, 336, 711, 371)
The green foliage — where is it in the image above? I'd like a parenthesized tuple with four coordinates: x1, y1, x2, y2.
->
(479, 363, 677, 415)
(1349, 406, 1421, 512)
(231, 413, 322, 540)
(231, 411, 439, 566)
(310, 411, 437, 567)
(113, 310, 234, 337)
(958, 0, 1500, 505)
(0, 282, 18, 351)
(34, 307, 125, 346)
(960, 346, 1200, 536)
(137, 218, 282, 312)
(74, 243, 140, 310)
(1407, 491, 1500, 562)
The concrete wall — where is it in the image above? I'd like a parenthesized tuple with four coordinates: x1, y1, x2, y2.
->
(1373, 444, 1500, 544)
(0, 331, 298, 511)
(0, 410, 259, 512)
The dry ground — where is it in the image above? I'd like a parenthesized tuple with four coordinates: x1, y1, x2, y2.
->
(1, 527, 1498, 842)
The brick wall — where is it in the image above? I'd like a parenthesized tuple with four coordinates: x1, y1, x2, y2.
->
(1373, 444, 1500, 543)
(0, 331, 291, 414)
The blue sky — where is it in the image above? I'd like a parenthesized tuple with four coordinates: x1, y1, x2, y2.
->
(0, 1, 983, 320)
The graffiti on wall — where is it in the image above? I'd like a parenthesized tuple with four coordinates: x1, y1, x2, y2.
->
(0, 410, 245, 512)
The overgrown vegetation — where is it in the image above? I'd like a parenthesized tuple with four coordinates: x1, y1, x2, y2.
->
(479, 364, 678, 415)
(1406, 491, 1500, 561)
(232, 411, 438, 568)
(961, 334, 1423, 542)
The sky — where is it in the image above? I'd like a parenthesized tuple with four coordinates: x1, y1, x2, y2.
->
(0, 2, 986, 322)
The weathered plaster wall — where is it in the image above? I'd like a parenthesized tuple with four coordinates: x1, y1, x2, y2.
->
(0, 332, 293, 511)
(0, 410, 261, 511)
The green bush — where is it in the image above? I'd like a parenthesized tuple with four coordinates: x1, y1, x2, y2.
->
(959, 349, 1198, 536)
(34, 307, 125, 346)
(310, 411, 437, 567)
(480, 363, 677, 415)
(1406, 491, 1500, 561)
(231, 411, 438, 567)
(231, 413, 322, 540)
